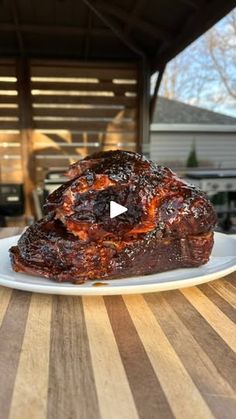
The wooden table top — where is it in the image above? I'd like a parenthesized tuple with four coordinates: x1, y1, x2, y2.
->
(0, 227, 236, 419)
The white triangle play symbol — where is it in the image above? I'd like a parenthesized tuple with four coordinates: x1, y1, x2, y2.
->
(110, 201, 128, 219)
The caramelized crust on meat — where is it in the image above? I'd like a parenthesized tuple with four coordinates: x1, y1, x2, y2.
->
(10, 214, 214, 283)
(10, 150, 217, 283)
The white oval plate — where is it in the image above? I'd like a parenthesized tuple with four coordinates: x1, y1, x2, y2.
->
(0, 232, 235, 295)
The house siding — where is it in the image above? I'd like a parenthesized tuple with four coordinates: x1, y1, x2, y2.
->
(150, 131, 236, 168)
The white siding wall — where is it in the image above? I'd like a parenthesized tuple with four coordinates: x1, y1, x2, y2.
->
(150, 131, 236, 168)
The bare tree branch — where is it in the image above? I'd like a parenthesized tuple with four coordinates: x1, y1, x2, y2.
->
(158, 9, 236, 115)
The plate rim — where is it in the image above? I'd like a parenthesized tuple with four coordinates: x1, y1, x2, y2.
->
(0, 232, 235, 295)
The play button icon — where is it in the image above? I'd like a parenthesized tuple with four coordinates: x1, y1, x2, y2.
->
(110, 201, 128, 219)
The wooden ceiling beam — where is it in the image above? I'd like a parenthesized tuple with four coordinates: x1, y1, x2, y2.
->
(124, 0, 146, 36)
(10, 0, 25, 56)
(97, 1, 171, 42)
(178, 0, 199, 10)
(83, 0, 146, 58)
(84, 10, 92, 59)
(0, 23, 113, 37)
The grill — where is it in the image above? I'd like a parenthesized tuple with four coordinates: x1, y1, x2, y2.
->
(43, 171, 67, 197)
(0, 184, 25, 226)
(184, 170, 236, 231)
(184, 170, 236, 195)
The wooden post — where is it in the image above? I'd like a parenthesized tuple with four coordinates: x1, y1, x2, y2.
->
(16, 58, 35, 218)
(138, 58, 151, 156)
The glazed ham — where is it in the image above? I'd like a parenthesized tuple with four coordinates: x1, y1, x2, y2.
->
(10, 150, 217, 283)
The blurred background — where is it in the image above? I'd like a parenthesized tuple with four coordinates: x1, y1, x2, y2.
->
(0, 0, 235, 231)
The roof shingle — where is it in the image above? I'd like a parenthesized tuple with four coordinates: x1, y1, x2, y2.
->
(153, 97, 236, 125)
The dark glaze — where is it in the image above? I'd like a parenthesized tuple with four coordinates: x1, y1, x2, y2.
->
(10, 150, 217, 283)
(46, 150, 217, 241)
(10, 215, 215, 283)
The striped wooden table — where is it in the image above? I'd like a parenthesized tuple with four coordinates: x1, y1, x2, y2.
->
(0, 228, 236, 419)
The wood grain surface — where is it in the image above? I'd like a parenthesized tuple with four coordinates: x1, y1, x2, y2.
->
(0, 228, 235, 419)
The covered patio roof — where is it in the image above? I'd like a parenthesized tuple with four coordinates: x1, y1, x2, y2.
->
(0, 0, 235, 72)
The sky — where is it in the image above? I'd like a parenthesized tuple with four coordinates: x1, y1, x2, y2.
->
(153, 9, 236, 118)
